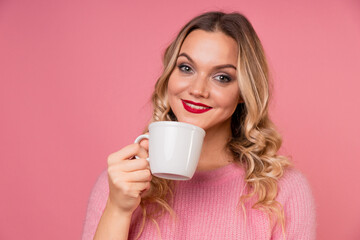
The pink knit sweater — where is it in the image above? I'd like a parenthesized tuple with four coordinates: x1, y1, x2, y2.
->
(82, 163, 316, 239)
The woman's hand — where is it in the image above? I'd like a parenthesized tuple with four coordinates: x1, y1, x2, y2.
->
(106, 137, 151, 215)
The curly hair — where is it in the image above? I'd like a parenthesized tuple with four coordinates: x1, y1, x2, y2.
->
(132, 11, 292, 239)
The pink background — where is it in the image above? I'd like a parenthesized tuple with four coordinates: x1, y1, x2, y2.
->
(1, 0, 359, 239)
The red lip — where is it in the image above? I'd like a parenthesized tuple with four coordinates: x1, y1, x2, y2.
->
(181, 99, 212, 114)
(182, 99, 212, 108)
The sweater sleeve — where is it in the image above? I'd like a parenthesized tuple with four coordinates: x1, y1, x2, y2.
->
(271, 168, 317, 240)
(81, 170, 109, 240)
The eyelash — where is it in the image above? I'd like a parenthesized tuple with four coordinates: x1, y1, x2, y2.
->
(177, 64, 233, 83)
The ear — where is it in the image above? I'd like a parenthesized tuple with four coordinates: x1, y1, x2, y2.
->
(238, 95, 244, 104)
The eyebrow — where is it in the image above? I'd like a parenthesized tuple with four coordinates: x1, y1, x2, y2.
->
(177, 52, 237, 70)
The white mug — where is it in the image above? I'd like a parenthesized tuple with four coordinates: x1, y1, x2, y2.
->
(134, 121, 205, 180)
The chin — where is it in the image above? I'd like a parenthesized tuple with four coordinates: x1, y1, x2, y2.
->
(176, 117, 208, 130)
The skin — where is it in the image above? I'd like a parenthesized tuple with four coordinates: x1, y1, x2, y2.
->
(168, 29, 243, 171)
(94, 29, 242, 239)
(94, 141, 150, 240)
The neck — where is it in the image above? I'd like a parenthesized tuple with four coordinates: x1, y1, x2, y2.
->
(196, 119, 234, 171)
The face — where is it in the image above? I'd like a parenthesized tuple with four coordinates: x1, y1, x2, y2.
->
(167, 29, 242, 132)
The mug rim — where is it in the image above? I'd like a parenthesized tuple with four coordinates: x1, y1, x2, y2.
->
(149, 121, 205, 136)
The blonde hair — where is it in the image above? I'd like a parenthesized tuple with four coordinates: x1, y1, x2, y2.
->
(132, 11, 292, 239)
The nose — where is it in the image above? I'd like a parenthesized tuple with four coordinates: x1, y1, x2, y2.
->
(189, 73, 209, 98)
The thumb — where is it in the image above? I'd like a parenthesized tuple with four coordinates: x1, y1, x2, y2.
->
(138, 132, 149, 152)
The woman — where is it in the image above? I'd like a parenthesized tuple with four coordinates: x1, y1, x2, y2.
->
(82, 11, 316, 240)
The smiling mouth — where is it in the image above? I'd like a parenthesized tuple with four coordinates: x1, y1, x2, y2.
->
(181, 99, 212, 114)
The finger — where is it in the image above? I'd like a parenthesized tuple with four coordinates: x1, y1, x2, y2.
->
(140, 183, 151, 197)
(135, 143, 149, 159)
(119, 158, 150, 172)
(108, 143, 143, 165)
(121, 182, 151, 198)
(129, 182, 151, 197)
(135, 181, 151, 194)
(138, 132, 149, 152)
(123, 169, 152, 182)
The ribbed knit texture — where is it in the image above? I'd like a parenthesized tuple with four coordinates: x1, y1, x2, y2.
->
(82, 163, 316, 239)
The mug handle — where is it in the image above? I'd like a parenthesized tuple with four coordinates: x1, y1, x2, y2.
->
(134, 134, 150, 161)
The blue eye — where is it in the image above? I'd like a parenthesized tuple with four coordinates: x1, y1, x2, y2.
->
(178, 64, 193, 73)
(214, 74, 232, 83)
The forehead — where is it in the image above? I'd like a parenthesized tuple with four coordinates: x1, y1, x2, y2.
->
(179, 29, 238, 66)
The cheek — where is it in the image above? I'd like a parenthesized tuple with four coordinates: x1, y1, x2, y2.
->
(167, 75, 188, 97)
(212, 86, 240, 110)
